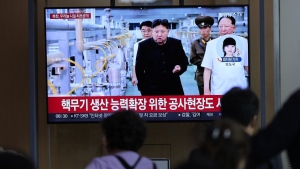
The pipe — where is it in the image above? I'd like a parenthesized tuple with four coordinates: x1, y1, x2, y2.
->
(47, 51, 64, 66)
(103, 43, 112, 54)
(109, 40, 118, 47)
(104, 8, 112, 40)
(83, 39, 107, 50)
(108, 63, 121, 96)
(116, 46, 125, 69)
(96, 46, 107, 57)
(90, 58, 107, 82)
(87, 53, 117, 93)
(46, 18, 103, 30)
(75, 18, 84, 52)
(48, 80, 58, 95)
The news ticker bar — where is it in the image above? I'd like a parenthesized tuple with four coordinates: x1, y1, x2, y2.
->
(48, 112, 222, 123)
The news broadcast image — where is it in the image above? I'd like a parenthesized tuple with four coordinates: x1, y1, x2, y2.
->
(45, 6, 248, 123)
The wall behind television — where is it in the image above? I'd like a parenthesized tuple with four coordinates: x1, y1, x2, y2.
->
(0, 0, 286, 169)
(0, 0, 30, 155)
(280, 0, 300, 103)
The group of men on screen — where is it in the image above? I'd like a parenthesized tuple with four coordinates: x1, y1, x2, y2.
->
(132, 15, 248, 96)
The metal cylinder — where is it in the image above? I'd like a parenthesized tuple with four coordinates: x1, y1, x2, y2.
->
(108, 63, 121, 96)
(104, 8, 112, 39)
(120, 70, 127, 91)
(116, 46, 125, 70)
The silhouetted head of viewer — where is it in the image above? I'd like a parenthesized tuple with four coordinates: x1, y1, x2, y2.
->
(101, 110, 147, 153)
(221, 87, 259, 136)
(152, 19, 169, 45)
(196, 119, 250, 169)
(0, 148, 34, 169)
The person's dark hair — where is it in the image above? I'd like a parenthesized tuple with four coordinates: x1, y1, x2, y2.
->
(102, 110, 147, 152)
(0, 148, 34, 169)
(152, 19, 169, 29)
(197, 118, 250, 169)
(139, 21, 152, 30)
(218, 16, 236, 25)
(221, 87, 259, 127)
(222, 37, 236, 56)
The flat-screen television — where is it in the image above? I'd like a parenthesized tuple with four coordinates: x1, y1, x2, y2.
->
(44, 5, 249, 123)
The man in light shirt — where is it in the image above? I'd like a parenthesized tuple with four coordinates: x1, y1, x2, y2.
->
(201, 16, 248, 95)
(132, 21, 152, 86)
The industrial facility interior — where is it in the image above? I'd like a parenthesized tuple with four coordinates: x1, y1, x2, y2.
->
(46, 6, 248, 96)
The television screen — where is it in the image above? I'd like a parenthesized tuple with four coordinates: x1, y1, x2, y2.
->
(45, 5, 249, 123)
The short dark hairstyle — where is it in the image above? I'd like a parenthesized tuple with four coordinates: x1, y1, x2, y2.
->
(152, 19, 169, 29)
(223, 37, 236, 56)
(0, 150, 34, 169)
(221, 87, 259, 127)
(102, 110, 147, 152)
(218, 16, 236, 25)
(139, 21, 152, 30)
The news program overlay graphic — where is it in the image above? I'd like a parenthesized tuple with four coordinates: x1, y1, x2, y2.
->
(45, 6, 248, 123)
(50, 13, 91, 19)
(216, 34, 246, 65)
(215, 34, 249, 80)
(48, 95, 221, 122)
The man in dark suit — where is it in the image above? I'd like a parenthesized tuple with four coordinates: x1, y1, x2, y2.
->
(135, 19, 189, 96)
